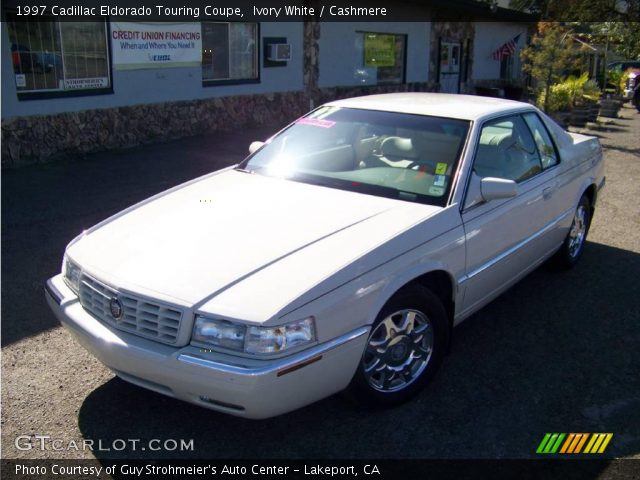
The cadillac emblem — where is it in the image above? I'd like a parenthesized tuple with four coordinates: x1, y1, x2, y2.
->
(109, 297, 123, 320)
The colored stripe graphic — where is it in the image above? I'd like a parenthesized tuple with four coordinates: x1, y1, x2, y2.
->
(560, 433, 575, 453)
(597, 433, 614, 453)
(564, 433, 588, 453)
(537, 433, 565, 453)
(538, 433, 613, 454)
(536, 433, 552, 453)
(574, 433, 589, 453)
(549, 433, 566, 453)
(584, 433, 613, 454)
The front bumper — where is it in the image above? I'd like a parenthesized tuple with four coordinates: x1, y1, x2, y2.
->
(46, 274, 369, 419)
(623, 88, 635, 101)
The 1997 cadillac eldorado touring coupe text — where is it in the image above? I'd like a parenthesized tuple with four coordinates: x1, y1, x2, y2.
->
(46, 93, 605, 418)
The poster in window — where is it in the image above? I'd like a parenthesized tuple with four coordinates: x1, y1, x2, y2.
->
(364, 34, 396, 68)
(111, 22, 202, 70)
(7, 17, 110, 93)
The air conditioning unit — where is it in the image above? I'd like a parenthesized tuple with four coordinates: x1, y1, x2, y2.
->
(267, 43, 291, 62)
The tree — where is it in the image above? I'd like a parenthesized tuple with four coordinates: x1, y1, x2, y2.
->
(520, 22, 583, 112)
(509, 0, 640, 22)
(509, 1, 640, 69)
(587, 22, 640, 61)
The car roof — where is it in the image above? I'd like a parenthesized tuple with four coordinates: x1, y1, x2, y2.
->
(325, 93, 534, 121)
(609, 61, 640, 68)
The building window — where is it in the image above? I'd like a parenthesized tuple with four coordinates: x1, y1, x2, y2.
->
(500, 55, 514, 80)
(202, 22, 258, 84)
(360, 32, 406, 85)
(6, 14, 111, 97)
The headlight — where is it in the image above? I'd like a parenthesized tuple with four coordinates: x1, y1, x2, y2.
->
(63, 256, 81, 294)
(192, 316, 315, 355)
(192, 318, 245, 351)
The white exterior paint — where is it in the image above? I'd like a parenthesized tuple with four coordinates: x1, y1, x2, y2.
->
(329, 92, 528, 120)
(47, 93, 604, 418)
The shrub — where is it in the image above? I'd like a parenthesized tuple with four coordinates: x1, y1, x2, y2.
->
(607, 70, 624, 94)
(582, 79, 602, 102)
(538, 74, 602, 112)
(537, 84, 572, 112)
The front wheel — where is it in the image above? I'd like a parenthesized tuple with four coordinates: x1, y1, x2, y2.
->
(347, 284, 448, 406)
(553, 195, 591, 269)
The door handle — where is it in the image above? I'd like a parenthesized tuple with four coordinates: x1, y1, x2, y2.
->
(543, 182, 558, 200)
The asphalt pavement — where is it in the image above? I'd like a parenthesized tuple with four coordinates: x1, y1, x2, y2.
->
(1, 106, 639, 464)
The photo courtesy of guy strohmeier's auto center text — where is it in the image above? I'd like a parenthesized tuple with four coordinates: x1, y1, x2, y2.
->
(2, 0, 639, 478)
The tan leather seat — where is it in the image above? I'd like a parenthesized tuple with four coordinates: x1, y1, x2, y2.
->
(380, 136, 418, 163)
(474, 132, 512, 178)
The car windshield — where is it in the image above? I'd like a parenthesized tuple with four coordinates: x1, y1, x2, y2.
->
(239, 106, 470, 206)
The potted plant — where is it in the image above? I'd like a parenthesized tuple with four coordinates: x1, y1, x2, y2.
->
(538, 83, 571, 128)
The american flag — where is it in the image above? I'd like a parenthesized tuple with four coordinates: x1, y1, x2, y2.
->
(492, 34, 521, 61)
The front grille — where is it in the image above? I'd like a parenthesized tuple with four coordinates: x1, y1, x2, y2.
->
(79, 274, 183, 345)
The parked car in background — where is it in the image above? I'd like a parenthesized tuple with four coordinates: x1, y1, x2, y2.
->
(46, 93, 605, 419)
(607, 60, 640, 108)
(622, 69, 640, 110)
(11, 43, 62, 75)
(607, 60, 640, 73)
(11, 43, 42, 73)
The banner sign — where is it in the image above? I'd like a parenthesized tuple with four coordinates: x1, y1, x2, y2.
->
(63, 77, 109, 89)
(364, 33, 396, 68)
(111, 22, 202, 70)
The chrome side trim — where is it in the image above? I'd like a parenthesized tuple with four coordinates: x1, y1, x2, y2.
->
(177, 326, 369, 377)
(458, 208, 573, 285)
(45, 279, 64, 305)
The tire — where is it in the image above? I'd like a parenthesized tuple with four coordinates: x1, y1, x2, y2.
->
(634, 91, 640, 112)
(553, 195, 591, 269)
(347, 284, 449, 407)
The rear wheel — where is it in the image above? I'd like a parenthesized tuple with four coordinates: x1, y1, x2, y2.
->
(348, 284, 448, 406)
(553, 194, 591, 269)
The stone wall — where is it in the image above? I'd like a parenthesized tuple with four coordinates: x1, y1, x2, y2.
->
(303, 18, 320, 94)
(1, 82, 437, 168)
(1, 91, 308, 169)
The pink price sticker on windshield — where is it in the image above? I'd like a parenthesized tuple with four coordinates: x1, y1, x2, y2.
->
(296, 118, 336, 128)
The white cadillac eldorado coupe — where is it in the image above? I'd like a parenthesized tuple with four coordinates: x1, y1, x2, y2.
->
(46, 93, 605, 419)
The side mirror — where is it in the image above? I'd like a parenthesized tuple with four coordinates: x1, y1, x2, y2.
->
(249, 141, 265, 154)
(480, 177, 518, 202)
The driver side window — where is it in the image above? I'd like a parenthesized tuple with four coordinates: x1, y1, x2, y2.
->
(474, 115, 543, 183)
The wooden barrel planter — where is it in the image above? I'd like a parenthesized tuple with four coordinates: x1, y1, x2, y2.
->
(599, 99, 619, 118)
(570, 105, 589, 127)
(550, 112, 571, 129)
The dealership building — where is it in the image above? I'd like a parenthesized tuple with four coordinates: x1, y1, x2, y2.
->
(1, 2, 534, 167)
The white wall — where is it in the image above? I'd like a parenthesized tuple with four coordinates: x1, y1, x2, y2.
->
(318, 22, 430, 88)
(2, 22, 304, 119)
(473, 22, 526, 80)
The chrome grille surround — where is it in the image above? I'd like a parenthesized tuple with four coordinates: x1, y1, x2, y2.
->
(79, 274, 183, 345)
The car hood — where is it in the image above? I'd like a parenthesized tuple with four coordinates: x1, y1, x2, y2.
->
(67, 170, 440, 311)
